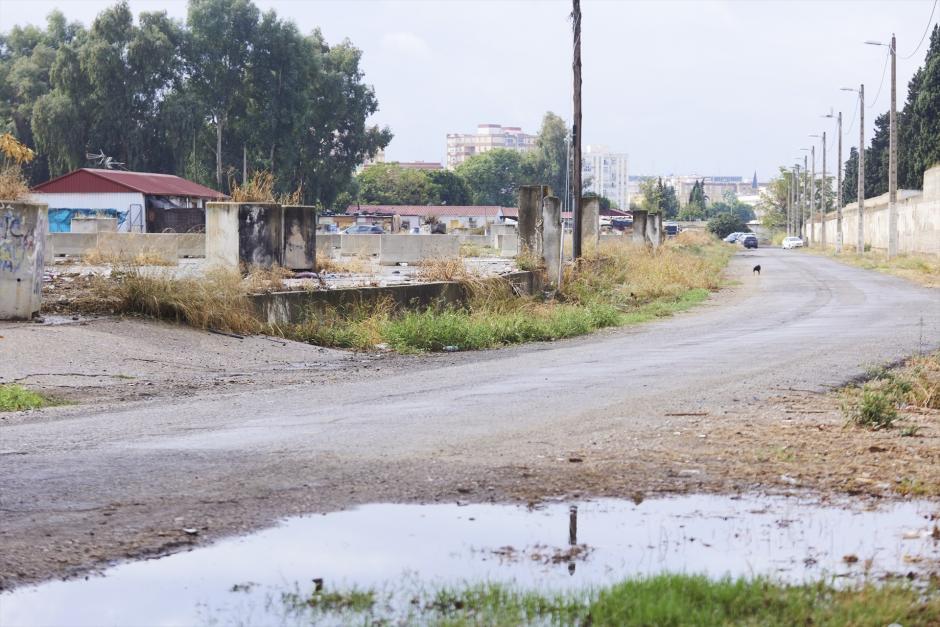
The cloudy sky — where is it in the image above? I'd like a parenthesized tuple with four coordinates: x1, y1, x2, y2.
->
(2, 0, 937, 179)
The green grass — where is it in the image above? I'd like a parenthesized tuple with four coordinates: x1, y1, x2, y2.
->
(277, 575, 940, 626)
(0, 384, 52, 412)
(841, 352, 940, 429)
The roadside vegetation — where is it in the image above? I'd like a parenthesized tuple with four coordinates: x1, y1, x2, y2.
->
(842, 351, 940, 431)
(0, 384, 53, 412)
(278, 575, 940, 626)
(815, 249, 940, 288)
(85, 232, 730, 352)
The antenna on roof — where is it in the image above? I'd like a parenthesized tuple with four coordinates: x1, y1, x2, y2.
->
(85, 149, 126, 170)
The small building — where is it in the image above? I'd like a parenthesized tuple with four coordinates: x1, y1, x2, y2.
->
(31, 168, 226, 233)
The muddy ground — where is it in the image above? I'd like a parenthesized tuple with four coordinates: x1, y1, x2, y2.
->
(2, 248, 939, 590)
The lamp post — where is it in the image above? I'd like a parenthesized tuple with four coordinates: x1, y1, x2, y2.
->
(810, 133, 826, 248)
(800, 149, 811, 241)
(841, 85, 865, 254)
(866, 37, 897, 257)
(824, 111, 843, 252)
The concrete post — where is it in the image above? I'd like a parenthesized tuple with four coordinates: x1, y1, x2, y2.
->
(1, 201, 48, 320)
(518, 185, 550, 258)
(282, 205, 317, 271)
(631, 210, 648, 246)
(542, 195, 562, 287)
(206, 202, 284, 269)
(581, 196, 600, 252)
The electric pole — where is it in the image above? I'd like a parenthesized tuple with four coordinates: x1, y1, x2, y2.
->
(835, 112, 843, 253)
(803, 154, 808, 239)
(571, 0, 583, 259)
(858, 84, 865, 254)
(888, 33, 898, 258)
(809, 145, 815, 246)
(787, 169, 792, 236)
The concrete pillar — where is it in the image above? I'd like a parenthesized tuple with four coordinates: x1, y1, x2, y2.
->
(646, 212, 664, 249)
(518, 185, 551, 257)
(282, 205, 317, 270)
(1, 201, 48, 320)
(206, 202, 283, 269)
(632, 210, 648, 246)
(541, 195, 562, 286)
(581, 196, 600, 251)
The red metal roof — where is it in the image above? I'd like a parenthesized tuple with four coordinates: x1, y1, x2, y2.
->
(347, 205, 515, 218)
(33, 168, 227, 199)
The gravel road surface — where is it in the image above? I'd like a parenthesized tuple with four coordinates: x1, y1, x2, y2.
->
(2, 248, 938, 589)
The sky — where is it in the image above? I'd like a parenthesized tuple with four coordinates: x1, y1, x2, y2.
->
(1, 0, 938, 180)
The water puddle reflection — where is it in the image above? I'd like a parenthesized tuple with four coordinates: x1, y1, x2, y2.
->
(3, 493, 938, 626)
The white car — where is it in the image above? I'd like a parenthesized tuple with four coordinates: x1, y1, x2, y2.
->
(781, 236, 804, 249)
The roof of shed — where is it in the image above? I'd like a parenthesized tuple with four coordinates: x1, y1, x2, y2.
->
(33, 169, 227, 199)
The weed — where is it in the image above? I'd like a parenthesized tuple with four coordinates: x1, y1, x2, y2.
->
(417, 257, 477, 283)
(0, 164, 30, 201)
(0, 385, 52, 412)
(515, 248, 542, 272)
(228, 170, 276, 203)
(843, 387, 899, 429)
(315, 253, 370, 274)
(843, 352, 940, 429)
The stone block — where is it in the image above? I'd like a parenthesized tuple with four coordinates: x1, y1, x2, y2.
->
(1, 201, 47, 320)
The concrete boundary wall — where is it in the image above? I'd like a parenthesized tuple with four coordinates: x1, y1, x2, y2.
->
(339, 234, 381, 257)
(252, 271, 543, 325)
(45, 232, 207, 260)
(316, 234, 341, 258)
(378, 234, 461, 265)
(809, 165, 940, 255)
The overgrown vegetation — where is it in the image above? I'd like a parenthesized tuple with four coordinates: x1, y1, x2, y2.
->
(842, 352, 940, 430)
(277, 575, 940, 626)
(0, 132, 35, 200)
(0, 384, 52, 411)
(822, 249, 940, 288)
(89, 233, 731, 352)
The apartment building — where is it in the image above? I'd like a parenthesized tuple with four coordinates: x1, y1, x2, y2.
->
(446, 124, 536, 168)
(582, 145, 629, 210)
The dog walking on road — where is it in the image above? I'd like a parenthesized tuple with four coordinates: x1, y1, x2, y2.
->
(753, 264, 761, 275)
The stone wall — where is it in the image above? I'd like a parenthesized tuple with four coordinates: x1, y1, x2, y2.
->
(1, 201, 47, 320)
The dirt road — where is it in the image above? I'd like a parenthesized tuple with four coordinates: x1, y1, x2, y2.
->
(2, 248, 939, 589)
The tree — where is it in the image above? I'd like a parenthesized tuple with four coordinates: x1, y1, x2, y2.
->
(638, 177, 664, 213)
(521, 111, 568, 196)
(756, 167, 790, 228)
(708, 213, 748, 238)
(661, 183, 679, 218)
(687, 179, 707, 214)
(582, 191, 617, 210)
(865, 112, 889, 198)
(456, 148, 524, 206)
(427, 169, 471, 205)
(898, 24, 940, 189)
(842, 147, 859, 204)
(356, 163, 436, 205)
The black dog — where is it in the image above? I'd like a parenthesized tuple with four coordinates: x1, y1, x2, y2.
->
(753, 264, 761, 275)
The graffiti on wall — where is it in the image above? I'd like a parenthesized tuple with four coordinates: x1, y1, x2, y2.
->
(0, 204, 37, 274)
(48, 208, 127, 232)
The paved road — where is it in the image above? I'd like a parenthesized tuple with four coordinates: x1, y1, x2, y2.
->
(2, 249, 939, 586)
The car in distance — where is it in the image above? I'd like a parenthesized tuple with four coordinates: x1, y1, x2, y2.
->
(723, 232, 743, 243)
(343, 224, 385, 234)
(781, 236, 804, 249)
(740, 234, 758, 249)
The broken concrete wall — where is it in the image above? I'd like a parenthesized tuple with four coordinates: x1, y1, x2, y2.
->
(206, 202, 283, 269)
(542, 196, 562, 286)
(340, 234, 381, 257)
(1, 201, 47, 320)
(645, 212, 664, 249)
(378, 234, 461, 265)
(518, 185, 551, 257)
(282, 205, 317, 270)
(97, 232, 179, 264)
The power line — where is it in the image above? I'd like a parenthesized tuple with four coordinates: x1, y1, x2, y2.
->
(868, 49, 890, 109)
(901, 0, 938, 60)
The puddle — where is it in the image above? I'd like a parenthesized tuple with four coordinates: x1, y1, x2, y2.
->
(3, 494, 939, 626)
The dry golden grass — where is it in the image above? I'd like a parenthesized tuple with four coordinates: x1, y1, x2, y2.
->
(81, 249, 175, 267)
(0, 165, 31, 201)
(242, 264, 293, 293)
(316, 252, 371, 274)
(417, 257, 477, 282)
(93, 267, 261, 335)
(229, 171, 276, 203)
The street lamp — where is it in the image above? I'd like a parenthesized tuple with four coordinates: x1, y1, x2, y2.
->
(809, 135, 824, 247)
(841, 85, 865, 254)
(824, 110, 843, 252)
(866, 36, 897, 257)
(800, 148, 812, 242)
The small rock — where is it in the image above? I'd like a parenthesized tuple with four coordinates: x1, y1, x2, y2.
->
(182, 528, 199, 536)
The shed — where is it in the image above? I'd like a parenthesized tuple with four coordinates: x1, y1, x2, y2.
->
(31, 169, 226, 233)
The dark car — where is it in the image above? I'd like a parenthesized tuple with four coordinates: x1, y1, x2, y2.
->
(343, 224, 384, 234)
(741, 234, 758, 249)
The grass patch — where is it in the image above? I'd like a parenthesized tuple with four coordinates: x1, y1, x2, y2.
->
(0, 384, 52, 412)
(842, 352, 940, 430)
(813, 249, 940, 288)
(276, 575, 940, 626)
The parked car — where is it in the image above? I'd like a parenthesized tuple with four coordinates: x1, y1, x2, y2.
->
(343, 224, 384, 234)
(782, 236, 804, 249)
(664, 221, 680, 237)
(741, 234, 758, 249)
(723, 232, 742, 243)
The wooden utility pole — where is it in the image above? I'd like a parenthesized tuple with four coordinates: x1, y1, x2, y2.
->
(858, 84, 865, 255)
(809, 146, 815, 246)
(571, 0, 583, 259)
(888, 33, 898, 258)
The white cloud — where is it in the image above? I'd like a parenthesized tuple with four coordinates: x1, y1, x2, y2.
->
(380, 31, 431, 57)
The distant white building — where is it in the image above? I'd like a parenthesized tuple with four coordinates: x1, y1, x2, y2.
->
(446, 124, 536, 169)
(582, 145, 629, 210)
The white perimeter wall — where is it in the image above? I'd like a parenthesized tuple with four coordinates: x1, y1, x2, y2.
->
(30, 192, 146, 232)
